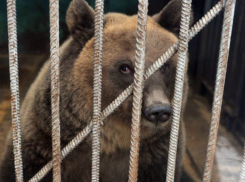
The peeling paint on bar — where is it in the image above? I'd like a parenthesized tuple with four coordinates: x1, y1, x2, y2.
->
(166, 0, 192, 182)
(92, 0, 105, 181)
(6, 0, 23, 181)
(49, 0, 61, 181)
(202, 0, 236, 181)
(128, 0, 148, 181)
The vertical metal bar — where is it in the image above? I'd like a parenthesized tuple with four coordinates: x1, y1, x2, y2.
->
(128, 0, 148, 181)
(92, 0, 104, 181)
(239, 142, 245, 182)
(49, 0, 61, 181)
(166, 0, 192, 182)
(29, 123, 92, 182)
(202, 0, 236, 181)
(6, 0, 23, 181)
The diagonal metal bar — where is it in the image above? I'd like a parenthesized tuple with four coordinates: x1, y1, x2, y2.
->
(145, 0, 225, 82)
(29, 123, 92, 182)
(128, 0, 148, 181)
(188, 0, 225, 40)
(6, 0, 23, 181)
(29, 1, 225, 180)
(92, 0, 105, 181)
(166, 0, 192, 182)
(49, 0, 61, 181)
(239, 142, 245, 182)
(202, 0, 236, 181)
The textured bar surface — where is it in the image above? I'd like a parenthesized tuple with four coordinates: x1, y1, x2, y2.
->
(166, 1, 192, 182)
(128, 0, 148, 181)
(49, 0, 61, 181)
(92, 0, 104, 181)
(188, 0, 225, 39)
(239, 142, 245, 182)
(29, 123, 92, 182)
(202, 0, 236, 181)
(6, 0, 23, 181)
(29, 1, 225, 180)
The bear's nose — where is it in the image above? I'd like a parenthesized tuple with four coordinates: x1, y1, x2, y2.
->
(143, 104, 172, 124)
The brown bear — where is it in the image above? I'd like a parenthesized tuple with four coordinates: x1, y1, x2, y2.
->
(0, 0, 194, 181)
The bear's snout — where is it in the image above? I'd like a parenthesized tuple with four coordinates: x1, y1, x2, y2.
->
(142, 75, 172, 125)
(143, 104, 172, 124)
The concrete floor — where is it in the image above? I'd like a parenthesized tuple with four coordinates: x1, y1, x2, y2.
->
(0, 54, 243, 181)
(184, 92, 243, 181)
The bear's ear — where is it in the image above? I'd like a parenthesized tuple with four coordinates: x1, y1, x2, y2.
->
(152, 0, 193, 35)
(66, 0, 94, 43)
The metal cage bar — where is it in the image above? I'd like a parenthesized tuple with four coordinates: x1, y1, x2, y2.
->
(202, 0, 236, 181)
(239, 142, 245, 182)
(6, 0, 23, 181)
(188, 0, 225, 40)
(128, 0, 148, 181)
(166, 0, 192, 181)
(92, 0, 105, 181)
(29, 123, 92, 182)
(49, 0, 61, 181)
(28, 1, 226, 180)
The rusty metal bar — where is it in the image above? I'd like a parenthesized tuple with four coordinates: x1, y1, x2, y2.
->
(128, 0, 148, 181)
(29, 1, 225, 180)
(202, 0, 236, 181)
(49, 0, 61, 181)
(6, 0, 23, 181)
(239, 142, 245, 182)
(92, 0, 105, 181)
(166, 1, 192, 181)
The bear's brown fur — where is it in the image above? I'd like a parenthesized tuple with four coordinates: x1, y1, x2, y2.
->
(0, 0, 193, 181)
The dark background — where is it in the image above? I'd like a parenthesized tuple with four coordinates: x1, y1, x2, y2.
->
(0, 0, 244, 144)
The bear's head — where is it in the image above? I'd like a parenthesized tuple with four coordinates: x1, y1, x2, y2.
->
(66, 0, 193, 153)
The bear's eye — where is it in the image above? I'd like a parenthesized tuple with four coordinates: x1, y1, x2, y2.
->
(161, 62, 170, 72)
(120, 64, 132, 74)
